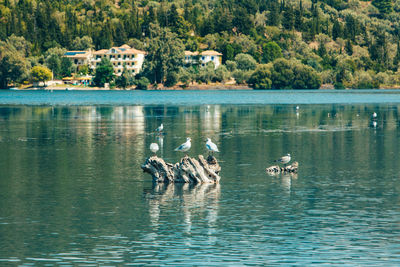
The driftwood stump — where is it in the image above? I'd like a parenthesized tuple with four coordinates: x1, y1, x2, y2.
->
(141, 155, 221, 183)
(266, 161, 299, 174)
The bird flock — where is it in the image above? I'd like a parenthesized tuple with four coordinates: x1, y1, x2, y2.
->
(149, 124, 220, 157)
(148, 110, 379, 166)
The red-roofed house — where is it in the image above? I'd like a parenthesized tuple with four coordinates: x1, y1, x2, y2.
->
(91, 45, 146, 75)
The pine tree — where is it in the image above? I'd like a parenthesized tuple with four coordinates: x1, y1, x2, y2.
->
(372, 0, 393, 15)
(345, 39, 353, 56)
(268, 0, 280, 26)
(294, 0, 304, 31)
(282, 5, 294, 30)
(394, 41, 400, 67)
(332, 19, 342, 40)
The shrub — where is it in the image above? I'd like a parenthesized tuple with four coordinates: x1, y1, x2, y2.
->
(234, 53, 257, 71)
(248, 64, 272, 89)
(135, 77, 150, 90)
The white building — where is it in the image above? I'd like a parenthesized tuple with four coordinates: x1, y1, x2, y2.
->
(91, 45, 146, 75)
(184, 50, 223, 69)
(63, 51, 92, 66)
(200, 50, 222, 68)
(64, 44, 146, 76)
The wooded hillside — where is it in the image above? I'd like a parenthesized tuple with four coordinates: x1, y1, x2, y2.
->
(1, 0, 400, 89)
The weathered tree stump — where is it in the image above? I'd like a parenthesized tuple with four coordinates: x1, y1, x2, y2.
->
(266, 161, 299, 174)
(141, 155, 221, 183)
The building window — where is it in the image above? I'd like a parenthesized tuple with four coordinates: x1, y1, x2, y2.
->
(123, 55, 127, 59)
(118, 62, 121, 65)
(96, 55, 101, 60)
(202, 56, 205, 60)
(118, 55, 121, 59)
(74, 59, 78, 64)
(211, 56, 214, 60)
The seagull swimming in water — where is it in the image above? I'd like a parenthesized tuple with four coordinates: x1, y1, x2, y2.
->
(155, 123, 163, 133)
(206, 138, 219, 154)
(274, 154, 291, 165)
(175, 137, 191, 153)
(150, 143, 159, 154)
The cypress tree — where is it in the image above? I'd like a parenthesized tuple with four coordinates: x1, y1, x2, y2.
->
(372, 0, 393, 15)
(294, 0, 304, 31)
(282, 5, 295, 30)
(332, 19, 342, 40)
(345, 39, 353, 55)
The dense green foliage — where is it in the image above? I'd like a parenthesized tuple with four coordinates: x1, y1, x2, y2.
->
(93, 58, 114, 87)
(2, 0, 400, 88)
(30, 65, 52, 85)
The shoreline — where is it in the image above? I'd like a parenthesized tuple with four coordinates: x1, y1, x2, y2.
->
(9, 84, 253, 91)
(6, 83, 400, 91)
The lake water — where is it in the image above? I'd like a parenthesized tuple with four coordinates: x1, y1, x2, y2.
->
(1, 90, 400, 265)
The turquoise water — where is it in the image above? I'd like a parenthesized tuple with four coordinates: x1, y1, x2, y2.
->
(2, 89, 400, 105)
(1, 91, 400, 265)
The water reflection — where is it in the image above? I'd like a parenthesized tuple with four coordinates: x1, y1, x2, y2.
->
(146, 183, 220, 235)
(1, 103, 400, 265)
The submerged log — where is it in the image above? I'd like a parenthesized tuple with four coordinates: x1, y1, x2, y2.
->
(141, 155, 221, 184)
(266, 161, 299, 174)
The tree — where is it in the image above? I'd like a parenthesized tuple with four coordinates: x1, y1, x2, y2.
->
(282, 5, 295, 30)
(332, 20, 342, 41)
(262, 41, 283, 63)
(248, 64, 272, 89)
(93, 58, 114, 87)
(268, 0, 280, 26)
(30, 66, 52, 86)
(71, 36, 94, 50)
(214, 65, 230, 83)
(0, 36, 30, 88)
(142, 24, 185, 84)
(270, 58, 321, 89)
(234, 53, 257, 71)
(115, 64, 133, 89)
(45, 47, 66, 79)
(345, 39, 353, 56)
(372, 0, 393, 15)
(60, 57, 74, 77)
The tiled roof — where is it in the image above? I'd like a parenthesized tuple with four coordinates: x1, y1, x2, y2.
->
(201, 50, 222, 56)
(92, 45, 145, 55)
(185, 51, 199, 56)
(64, 51, 90, 58)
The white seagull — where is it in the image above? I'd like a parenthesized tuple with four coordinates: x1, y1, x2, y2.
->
(372, 112, 377, 119)
(175, 138, 191, 153)
(150, 143, 159, 154)
(274, 154, 291, 165)
(206, 138, 219, 154)
(155, 123, 164, 133)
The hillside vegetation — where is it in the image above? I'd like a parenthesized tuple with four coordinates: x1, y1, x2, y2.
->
(1, 0, 400, 89)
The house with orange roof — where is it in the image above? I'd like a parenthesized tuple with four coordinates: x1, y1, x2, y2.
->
(64, 44, 146, 76)
(91, 45, 146, 75)
(63, 51, 92, 66)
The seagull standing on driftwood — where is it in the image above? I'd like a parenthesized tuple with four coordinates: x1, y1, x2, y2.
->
(372, 112, 377, 119)
(155, 123, 163, 133)
(175, 137, 191, 155)
(206, 138, 219, 154)
(274, 154, 291, 166)
(150, 143, 159, 155)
